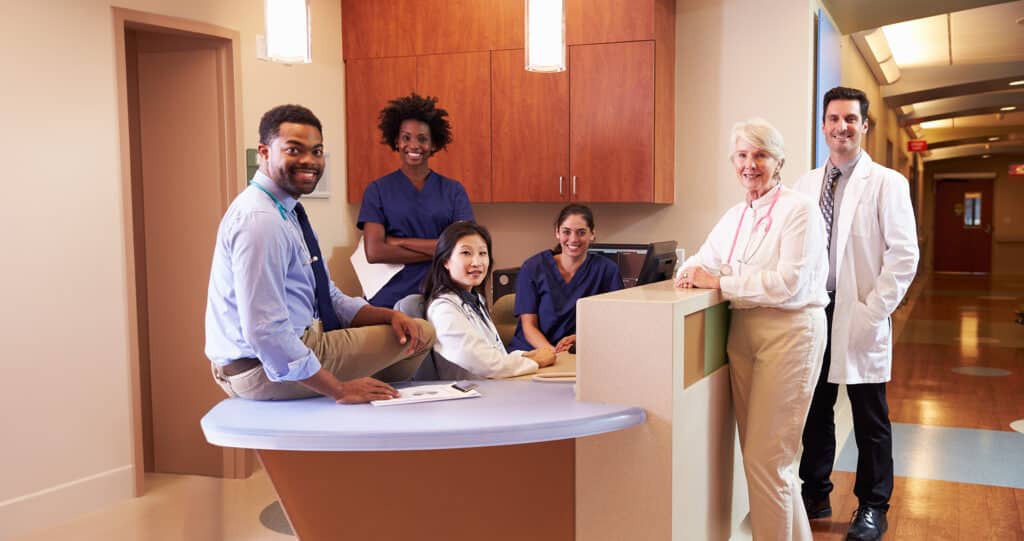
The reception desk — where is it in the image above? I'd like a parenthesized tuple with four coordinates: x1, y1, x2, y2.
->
(202, 280, 742, 540)
(576, 281, 744, 541)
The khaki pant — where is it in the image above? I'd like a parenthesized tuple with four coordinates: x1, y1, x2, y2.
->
(728, 306, 826, 541)
(211, 319, 435, 401)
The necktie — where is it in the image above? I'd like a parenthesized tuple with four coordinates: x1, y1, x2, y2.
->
(820, 166, 842, 250)
(293, 202, 343, 331)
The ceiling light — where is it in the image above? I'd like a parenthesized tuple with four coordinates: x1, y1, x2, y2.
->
(920, 119, 953, 129)
(1010, 80, 1024, 86)
(982, 154, 992, 159)
(264, 0, 311, 64)
(900, 105, 915, 116)
(878, 58, 901, 84)
(881, 15, 949, 68)
(1000, 106, 1017, 112)
(988, 136, 1000, 141)
(525, 0, 566, 72)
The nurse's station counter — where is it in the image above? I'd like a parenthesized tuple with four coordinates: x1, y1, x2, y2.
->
(201, 281, 744, 541)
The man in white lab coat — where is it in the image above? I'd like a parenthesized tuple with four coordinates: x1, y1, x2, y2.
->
(793, 86, 919, 541)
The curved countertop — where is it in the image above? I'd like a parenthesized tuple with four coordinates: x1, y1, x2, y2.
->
(201, 380, 645, 452)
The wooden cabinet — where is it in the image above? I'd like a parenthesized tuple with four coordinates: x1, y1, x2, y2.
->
(566, 0, 656, 45)
(344, 56, 415, 203)
(342, 0, 674, 204)
(344, 53, 491, 203)
(570, 41, 655, 202)
(491, 49, 569, 202)
(491, 42, 662, 203)
(417, 52, 492, 203)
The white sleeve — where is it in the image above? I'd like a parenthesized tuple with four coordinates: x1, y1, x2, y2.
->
(863, 172, 920, 323)
(427, 299, 539, 379)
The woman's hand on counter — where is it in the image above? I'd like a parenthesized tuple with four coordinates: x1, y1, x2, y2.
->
(674, 266, 720, 290)
(525, 347, 557, 368)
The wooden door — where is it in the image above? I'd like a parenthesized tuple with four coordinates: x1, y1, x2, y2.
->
(491, 49, 570, 202)
(566, 0, 655, 45)
(417, 51, 492, 202)
(133, 30, 232, 476)
(934, 178, 994, 273)
(345, 57, 417, 203)
(570, 41, 655, 202)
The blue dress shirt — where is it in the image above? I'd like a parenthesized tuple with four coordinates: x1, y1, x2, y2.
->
(205, 172, 367, 382)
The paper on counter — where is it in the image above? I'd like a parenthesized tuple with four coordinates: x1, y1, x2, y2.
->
(350, 236, 403, 300)
(371, 383, 481, 406)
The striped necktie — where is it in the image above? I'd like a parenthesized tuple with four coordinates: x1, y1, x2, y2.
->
(821, 166, 842, 250)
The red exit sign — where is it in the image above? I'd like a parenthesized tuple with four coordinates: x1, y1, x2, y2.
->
(907, 140, 928, 152)
(1010, 164, 1024, 176)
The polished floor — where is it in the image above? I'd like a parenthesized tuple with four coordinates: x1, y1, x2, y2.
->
(812, 273, 1024, 540)
(11, 274, 1024, 541)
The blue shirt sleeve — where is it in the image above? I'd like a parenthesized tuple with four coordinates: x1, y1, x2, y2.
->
(513, 257, 540, 316)
(228, 211, 322, 382)
(356, 180, 385, 230)
(451, 182, 474, 222)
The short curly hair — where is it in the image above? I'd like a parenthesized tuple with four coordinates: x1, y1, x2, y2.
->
(378, 93, 452, 153)
(259, 104, 322, 145)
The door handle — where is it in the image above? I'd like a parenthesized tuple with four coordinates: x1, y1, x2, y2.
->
(985, 224, 992, 234)
(572, 176, 577, 197)
(559, 176, 564, 195)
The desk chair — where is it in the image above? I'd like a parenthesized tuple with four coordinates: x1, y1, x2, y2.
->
(393, 294, 477, 381)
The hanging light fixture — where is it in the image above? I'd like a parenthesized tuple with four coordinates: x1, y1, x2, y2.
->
(525, 0, 565, 72)
(265, 0, 311, 64)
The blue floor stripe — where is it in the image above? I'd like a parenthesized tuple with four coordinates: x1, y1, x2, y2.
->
(835, 422, 1024, 489)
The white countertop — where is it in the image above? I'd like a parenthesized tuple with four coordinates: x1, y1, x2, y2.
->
(580, 279, 724, 315)
(201, 380, 645, 452)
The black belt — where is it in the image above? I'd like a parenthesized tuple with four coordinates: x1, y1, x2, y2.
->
(218, 357, 261, 376)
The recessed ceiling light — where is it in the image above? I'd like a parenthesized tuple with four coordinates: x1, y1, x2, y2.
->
(1011, 80, 1024, 86)
(1000, 106, 1017, 111)
(981, 154, 992, 159)
(988, 136, 1000, 141)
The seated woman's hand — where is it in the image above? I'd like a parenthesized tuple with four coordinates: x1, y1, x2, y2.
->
(525, 347, 557, 368)
(554, 334, 577, 353)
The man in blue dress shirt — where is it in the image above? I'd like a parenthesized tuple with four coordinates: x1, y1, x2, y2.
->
(206, 105, 434, 403)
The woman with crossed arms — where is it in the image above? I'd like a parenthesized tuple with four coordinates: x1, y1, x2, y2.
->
(675, 118, 828, 541)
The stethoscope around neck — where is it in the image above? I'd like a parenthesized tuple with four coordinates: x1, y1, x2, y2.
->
(721, 184, 782, 276)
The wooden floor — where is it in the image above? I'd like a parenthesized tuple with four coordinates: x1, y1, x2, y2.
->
(811, 273, 1024, 540)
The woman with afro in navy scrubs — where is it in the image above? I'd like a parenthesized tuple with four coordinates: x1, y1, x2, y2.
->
(509, 204, 624, 354)
(357, 93, 474, 308)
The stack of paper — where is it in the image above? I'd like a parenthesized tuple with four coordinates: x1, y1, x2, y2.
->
(371, 383, 481, 407)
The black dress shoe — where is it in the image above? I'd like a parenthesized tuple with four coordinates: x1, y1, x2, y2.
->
(802, 493, 832, 519)
(846, 506, 887, 540)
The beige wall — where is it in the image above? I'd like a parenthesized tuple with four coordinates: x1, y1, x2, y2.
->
(0, 1, 349, 538)
(922, 155, 1024, 275)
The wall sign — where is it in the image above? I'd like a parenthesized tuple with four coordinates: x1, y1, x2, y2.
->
(907, 139, 928, 152)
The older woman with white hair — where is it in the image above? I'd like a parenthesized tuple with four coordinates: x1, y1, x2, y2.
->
(675, 118, 829, 541)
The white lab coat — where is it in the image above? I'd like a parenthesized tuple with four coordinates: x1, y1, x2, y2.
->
(792, 151, 919, 384)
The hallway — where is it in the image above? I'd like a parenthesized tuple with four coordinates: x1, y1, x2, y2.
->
(812, 273, 1024, 540)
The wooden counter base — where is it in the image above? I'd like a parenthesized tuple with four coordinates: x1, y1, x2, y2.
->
(259, 440, 574, 541)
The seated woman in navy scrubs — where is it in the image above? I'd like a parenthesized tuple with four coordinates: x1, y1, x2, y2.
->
(424, 221, 556, 378)
(509, 204, 624, 354)
(357, 93, 474, 308)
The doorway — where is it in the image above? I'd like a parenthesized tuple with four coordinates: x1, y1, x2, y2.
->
(115, 8, 250, 492)
(934, 176, 994, 273)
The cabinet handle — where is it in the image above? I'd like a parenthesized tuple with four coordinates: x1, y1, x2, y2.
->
(572, 176, 577, 196)
(559, 176, 564, 195)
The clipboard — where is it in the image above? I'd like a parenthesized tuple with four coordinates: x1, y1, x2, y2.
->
(350, 236, 403, 299)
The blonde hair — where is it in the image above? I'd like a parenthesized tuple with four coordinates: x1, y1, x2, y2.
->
(729, 118, 786, 180)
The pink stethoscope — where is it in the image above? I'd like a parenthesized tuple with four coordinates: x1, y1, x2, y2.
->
(721, 184, 781, 276)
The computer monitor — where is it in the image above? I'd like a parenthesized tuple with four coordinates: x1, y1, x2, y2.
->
(588, 241, 678, 288)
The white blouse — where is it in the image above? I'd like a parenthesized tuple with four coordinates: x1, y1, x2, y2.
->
(426, 291, 539, 379)
(681, 184, 830, 311)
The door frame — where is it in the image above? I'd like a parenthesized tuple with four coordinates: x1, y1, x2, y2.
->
(932, 172, 996, 274)
(113, 7, 247, 495)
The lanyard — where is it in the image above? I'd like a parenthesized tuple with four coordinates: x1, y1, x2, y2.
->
(250, 181, 289, 221)
(724, 184, 781, 269)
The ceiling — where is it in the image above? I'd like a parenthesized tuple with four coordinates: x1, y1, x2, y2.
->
(822, 0, 1024, 162)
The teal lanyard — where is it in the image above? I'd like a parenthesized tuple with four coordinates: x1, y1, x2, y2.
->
(250, 181, 289, 221)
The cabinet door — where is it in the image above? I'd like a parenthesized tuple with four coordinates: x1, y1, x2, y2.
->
(417, 51, 492, 202)
(491, 49, 570, 202)
(566, 0, 655, 45)
(570, 42, 655, 202)
(345, 57, 416, 204)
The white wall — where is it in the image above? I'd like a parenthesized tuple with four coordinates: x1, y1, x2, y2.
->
(0, 1, 349, 538)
